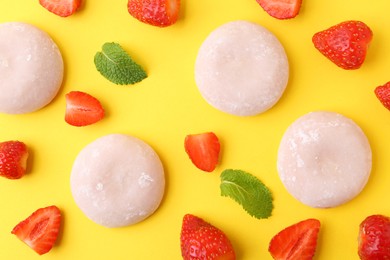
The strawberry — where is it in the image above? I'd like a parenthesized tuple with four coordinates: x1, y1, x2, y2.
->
(180, 214, 236, 260)
(312, 20, 373, 70)
(358, 215, 390, 260)
(256, 0, 302, 19)
(11, 206, 61, 255)
(269, 218, 321, 260)
(65, 91, 105, 127)
(127, 0, 180, 27)
(184, 132, 220, 172)
(0, 141, 28, 180)
(39, 0, 81, 17)
(375, 82, 390, 111)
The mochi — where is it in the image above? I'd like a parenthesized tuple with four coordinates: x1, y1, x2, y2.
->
(70, 134, 165, 228)
(277, 111, 372, 208)
(195, 20, 289, 116)
(0, 22, 63, 114)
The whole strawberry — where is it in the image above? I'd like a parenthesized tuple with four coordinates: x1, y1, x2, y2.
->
(312, 20, 373, 70)
(358, 215, 390, 260)
(375, 82, 390, 111)
(180, 214, 236, 260)
(0, 141, 29, 179)
(127, 0, 180, 27)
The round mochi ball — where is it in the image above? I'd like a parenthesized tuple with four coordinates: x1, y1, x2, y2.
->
(0, 22, 63, 114)
(70, 134, 165, 228)
(277, 111, 372, 208)
(195, 20, 289, 116)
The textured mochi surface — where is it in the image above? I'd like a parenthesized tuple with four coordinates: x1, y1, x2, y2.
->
(195, 20, 289, 116)
(70, 134, 165, 228)
(277, 111, 372, 208)
(0, 22, 63, 114)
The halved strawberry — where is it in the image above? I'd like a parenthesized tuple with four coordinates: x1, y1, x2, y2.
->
(256, 0, 302, 19)
(180, 214, 236, 260)
(11, 206, 61, 255)
(269, 218, 321, 260)
(0, 141, 29, 180)
(65, 91, 105, 127)
(375, 82, 390, 111)
(184, 132, 220, 172)
(39, 0, 81, 17)
(312, 20, 373, 70)
(127, 0, 180, 27)
(358, 215, 390, 260)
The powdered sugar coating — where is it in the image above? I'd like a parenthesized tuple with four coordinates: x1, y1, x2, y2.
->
(195, 20, 289, 116)
(277, 111, 372, 208)
(70, 134, 165, 228)
(0, 22, 63, 114)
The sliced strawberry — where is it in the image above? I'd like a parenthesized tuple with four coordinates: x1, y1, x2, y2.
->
(127, 0, 180, 27)
(184, 132, 220, 172)
(11, 206, 61, 255)
(358, 215, 390, 260)
(0, 141, 28, 180)
(180, 214, 236, 260)
(65, 91, 105, 127)
(375, 82, 390, 111)
(256, 0, 302, 19)
(269, 218, 321, 260)
(39, 0, 81, 17)
(312, 20, 373, 70)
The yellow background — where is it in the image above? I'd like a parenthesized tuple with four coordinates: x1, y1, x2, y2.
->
(1, 0, 390, 259)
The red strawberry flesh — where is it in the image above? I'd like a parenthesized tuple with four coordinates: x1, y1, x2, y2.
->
(184, 132, 220, 172)
(127, 0, 180, 27)
(11, 206, 61, 255)
(256, 0, 302, 19)
(269, 218, 320, 260)
(180, 214, 236, 260)
(0, 141, 28, 179)
(312, 20, 373, 70)
(65, 91, 105, 127)
(39, 0, 81, 17)
(358, 215, 390, 260)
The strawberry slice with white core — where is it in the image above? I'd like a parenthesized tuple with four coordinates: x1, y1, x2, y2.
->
(65, 91, 105, 127)
(11, 206, 62, 255)
(39, 0, 81, 17)
(256, 0, 302, 19)
(184, 132, 220, 172)
(269, 218, 321, 260)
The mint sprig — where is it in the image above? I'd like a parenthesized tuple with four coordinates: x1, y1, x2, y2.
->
(94, 42, 147, 85)
(220, 169, 273, 219)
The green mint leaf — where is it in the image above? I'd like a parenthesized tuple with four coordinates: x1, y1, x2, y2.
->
(220, 169, 273, 219)
(94, 42, 147, 85)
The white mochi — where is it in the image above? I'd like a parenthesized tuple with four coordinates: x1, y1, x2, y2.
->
(195, 20, 289, 116)
(277, 111, 372, 208)
(0, 22, 63, 114)
(70, 134, 165, 228)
